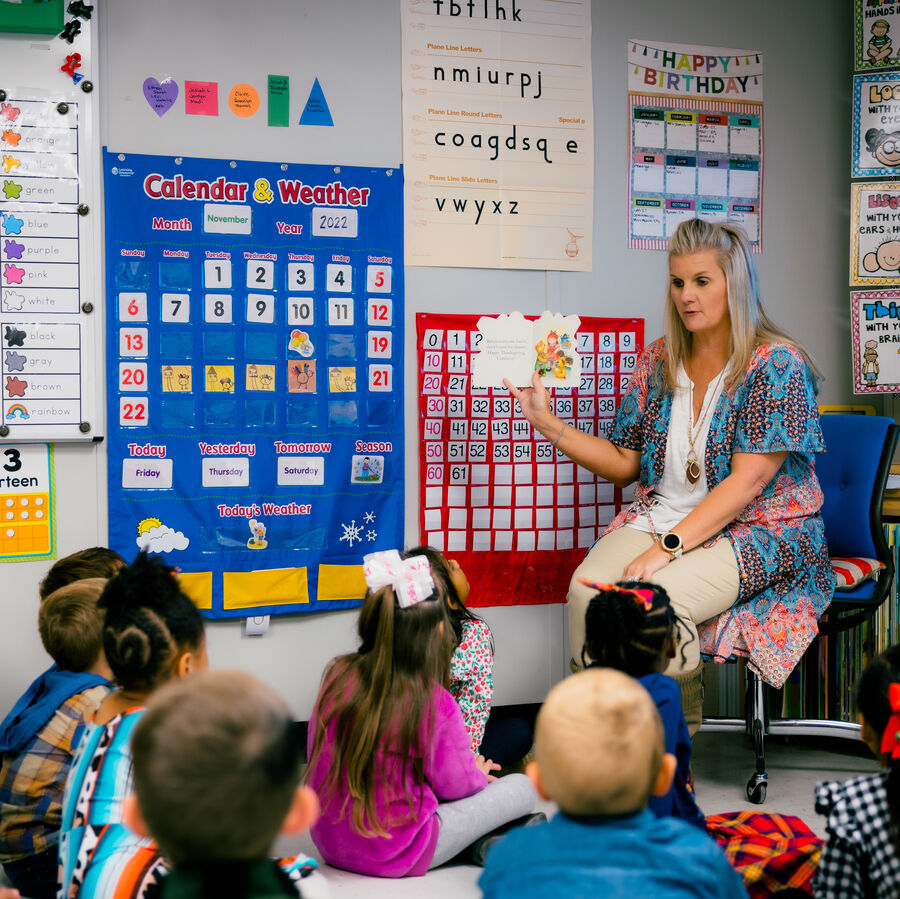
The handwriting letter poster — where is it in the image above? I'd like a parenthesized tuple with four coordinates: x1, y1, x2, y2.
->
(104, 152, 403, 618)
(627, 39, 764, 251)
(401, 0, 593, 271)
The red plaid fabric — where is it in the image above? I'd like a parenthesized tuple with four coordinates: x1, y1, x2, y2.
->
(706, 811, 822, 898)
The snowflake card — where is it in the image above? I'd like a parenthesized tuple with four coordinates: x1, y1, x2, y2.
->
(471, 311, 582, 389)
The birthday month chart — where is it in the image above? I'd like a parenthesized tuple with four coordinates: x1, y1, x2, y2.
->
(0, 97, 94, 437)
(417, 313, 643, 606)
(104, 151, 403, 618)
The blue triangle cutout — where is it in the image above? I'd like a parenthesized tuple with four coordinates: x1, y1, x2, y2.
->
(299, 78, 333, 127)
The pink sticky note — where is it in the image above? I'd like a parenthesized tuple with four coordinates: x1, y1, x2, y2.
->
(184, 81, 219, 116)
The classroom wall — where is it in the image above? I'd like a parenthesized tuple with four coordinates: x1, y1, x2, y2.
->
(0, 0, 854, 720)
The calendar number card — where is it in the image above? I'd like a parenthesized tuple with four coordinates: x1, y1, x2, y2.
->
(417, 313, 643, 606)
(104, 152, 403, 618)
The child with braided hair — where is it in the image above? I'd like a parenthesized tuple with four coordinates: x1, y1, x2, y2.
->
(582, 579, 705, 830)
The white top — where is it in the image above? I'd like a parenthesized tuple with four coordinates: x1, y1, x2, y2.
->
(629, 362, 727, 537)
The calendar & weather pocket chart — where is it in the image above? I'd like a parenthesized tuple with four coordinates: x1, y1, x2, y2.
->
(104, 151, 403, 618)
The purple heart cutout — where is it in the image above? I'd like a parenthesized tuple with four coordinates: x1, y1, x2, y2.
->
(143, 77, 179, 117)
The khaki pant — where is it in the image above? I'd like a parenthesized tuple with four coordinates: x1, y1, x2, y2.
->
(567, 526, 740, 675)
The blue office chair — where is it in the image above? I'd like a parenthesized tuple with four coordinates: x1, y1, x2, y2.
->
(703, 414, 899, 804)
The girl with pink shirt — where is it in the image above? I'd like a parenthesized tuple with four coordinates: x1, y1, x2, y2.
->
(306, 549, 538, 877)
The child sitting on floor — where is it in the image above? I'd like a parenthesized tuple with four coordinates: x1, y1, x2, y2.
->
(0, 579, 113, 899)
(37, 546, 125, 601)
(479, 668, 745, 898)
(814, 642, 900, 898)
(581, 579, 705, 829)
(58, 552, 208, 899)
(404, 547, 533, 769)
(306, 548, 539, 877)
(124, 669, 320, 899)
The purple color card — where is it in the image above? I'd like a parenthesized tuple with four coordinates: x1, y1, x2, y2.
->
(143, 77, 179, 117)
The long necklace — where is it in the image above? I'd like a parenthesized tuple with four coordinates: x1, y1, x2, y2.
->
(685, 368, 725, 486)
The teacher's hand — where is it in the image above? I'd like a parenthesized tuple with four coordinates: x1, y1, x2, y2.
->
(503, 372, 552, 429)
(621, 543, 671, 582)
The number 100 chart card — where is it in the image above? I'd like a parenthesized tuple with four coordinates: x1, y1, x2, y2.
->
(104, 152, 403, 618)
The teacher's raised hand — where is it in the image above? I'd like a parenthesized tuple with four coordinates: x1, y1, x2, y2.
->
(503, 371, 552, 431)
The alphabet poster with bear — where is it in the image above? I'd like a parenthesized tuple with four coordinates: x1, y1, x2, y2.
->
(103, 151, 403, 619)
(851, 182, 900, 286)
(852, 73, 900, 178)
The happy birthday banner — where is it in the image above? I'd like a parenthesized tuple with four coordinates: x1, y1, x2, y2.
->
(626, 39, 764, 251)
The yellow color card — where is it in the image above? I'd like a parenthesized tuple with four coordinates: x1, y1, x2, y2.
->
(223, 567, 309, 610)
(205, 365, 235, 392)
(317, 563, 366, 602)
(178, 571, 213, 610)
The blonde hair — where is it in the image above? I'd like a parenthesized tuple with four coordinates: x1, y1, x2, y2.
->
(663, 219, 820, 392)
(534, 668, 663, 816)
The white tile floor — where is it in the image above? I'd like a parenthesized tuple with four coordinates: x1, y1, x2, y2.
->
(271, 729, 881, 898)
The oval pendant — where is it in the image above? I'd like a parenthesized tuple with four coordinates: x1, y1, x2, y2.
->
(686, 459, 701, 484)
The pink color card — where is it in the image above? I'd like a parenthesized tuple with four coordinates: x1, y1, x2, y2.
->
(185, 81, 219, 116)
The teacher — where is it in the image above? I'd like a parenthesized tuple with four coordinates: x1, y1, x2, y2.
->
(507, 219, 835, 732)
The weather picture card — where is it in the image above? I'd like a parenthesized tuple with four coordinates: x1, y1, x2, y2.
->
(853, 72, 900, 178)
(470, 311, 581, 389)
(0, 95, 100, 439)
(103, 151, 404, 619)
(627, 38, 763, 250)
(417, 312, 642, 606)
(851, 182, 900, 286)
(852, 289, 900, 394)
(856, 0, 900, 71)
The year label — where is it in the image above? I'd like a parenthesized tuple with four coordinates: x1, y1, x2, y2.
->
(313, 208, 358, 238)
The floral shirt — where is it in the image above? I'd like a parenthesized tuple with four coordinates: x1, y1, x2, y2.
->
(449, 618, 493, 752)
(607, 339, 835, 688)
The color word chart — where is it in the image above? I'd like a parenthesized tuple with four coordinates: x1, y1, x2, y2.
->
(104, 151, 403, 619)
(0, 443, 55, 563)
(0, 98, 97, 437)
(416, 313, 643, 607)
(628, 96, 763, 250)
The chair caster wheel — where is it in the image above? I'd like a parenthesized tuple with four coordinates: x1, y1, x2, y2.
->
(746, 775, 767, 805)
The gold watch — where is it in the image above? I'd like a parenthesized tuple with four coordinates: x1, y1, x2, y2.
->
(660, 531, 683, 559)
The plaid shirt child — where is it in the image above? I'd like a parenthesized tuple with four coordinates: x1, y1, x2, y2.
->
(814, 771, 900, 899)
(0, 684, 108, 862)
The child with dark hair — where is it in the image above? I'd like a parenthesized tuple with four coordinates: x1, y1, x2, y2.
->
(582, 579, 704, 830)
(58, 551, 207, 899)
(38, 546, 125, 601)
(124, 669, 320, 899)
(0, 579, 112, 899)
(813, 643, 900, 897)
(307, 549, 539, 877)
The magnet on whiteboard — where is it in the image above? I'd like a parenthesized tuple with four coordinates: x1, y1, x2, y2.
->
(244, 615, 269, 637)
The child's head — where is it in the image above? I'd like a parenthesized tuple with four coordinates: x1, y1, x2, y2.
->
(309, 549, 453, 836)
(38, 578, 108, 673)
(403, 545, 481, 647)
(582, 579, 687, 674)
(528, 668, 675, 816)
(39, 546, 125, 601)
(126, 669, 317, 867)
(98, 551, 206, 693)
(857, 643, 900, 759)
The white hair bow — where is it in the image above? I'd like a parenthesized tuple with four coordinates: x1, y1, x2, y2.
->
(363, 549, 435, 609)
